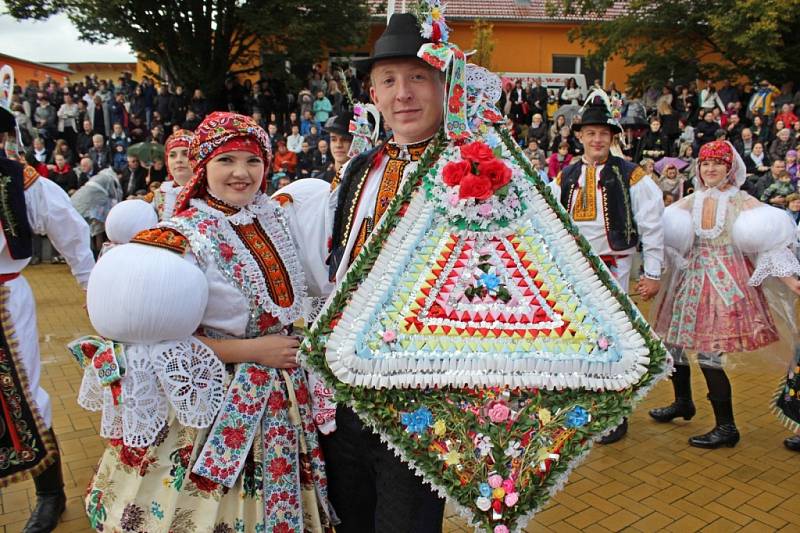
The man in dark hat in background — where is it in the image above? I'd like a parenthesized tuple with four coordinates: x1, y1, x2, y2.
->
(550, 90, 665, 444)
(0, 68, 94, 533)
(322, 111, 354, 189)
(277, 12, 447, 533)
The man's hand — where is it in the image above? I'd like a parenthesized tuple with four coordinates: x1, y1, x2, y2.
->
(636, 277, 661, 301)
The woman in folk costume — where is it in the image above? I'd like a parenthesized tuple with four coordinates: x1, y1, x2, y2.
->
(71, 112, 333, 532)
(650, 140, 800, 448)
(151, 129, 193, 220)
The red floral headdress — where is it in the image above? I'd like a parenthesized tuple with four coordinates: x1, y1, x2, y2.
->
(173, 112, 272, 213)
(164, 129, 194, 181)
(698, 140, 733, 170)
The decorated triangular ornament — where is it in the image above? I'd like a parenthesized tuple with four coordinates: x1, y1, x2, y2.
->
(303, 7, 668, 531)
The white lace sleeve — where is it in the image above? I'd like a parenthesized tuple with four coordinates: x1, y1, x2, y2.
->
(74, 337, 225, 447)
(153, 338, 226, 428)
(733, 205, 800, 285)
(749, 246, 800, 286)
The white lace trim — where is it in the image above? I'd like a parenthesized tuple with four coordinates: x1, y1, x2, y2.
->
(749, 246, 800, 286)
(76, 337, 227, 447)
(153, 338, 226, 428)
(176, 194, 307, 326)
(692, 187, 737, 240)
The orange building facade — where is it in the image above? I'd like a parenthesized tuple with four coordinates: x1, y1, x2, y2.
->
(0, 53, 72, 85)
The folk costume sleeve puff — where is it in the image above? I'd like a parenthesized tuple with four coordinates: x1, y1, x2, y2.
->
(732, 200, 800, 285)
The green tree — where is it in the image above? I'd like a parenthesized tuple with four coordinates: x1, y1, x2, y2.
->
(548, 0, 800, 91)
(5, 0, 370, 103)
(471, 19, 495, 70)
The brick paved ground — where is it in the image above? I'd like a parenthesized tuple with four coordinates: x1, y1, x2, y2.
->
(1, 264, 797, 532)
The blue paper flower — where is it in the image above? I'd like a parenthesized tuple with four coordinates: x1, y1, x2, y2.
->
(564, 406, 590, 428)
(401, 406, 434, 434)
(479, 273, 501, 291)
(479, 482, 492, 498)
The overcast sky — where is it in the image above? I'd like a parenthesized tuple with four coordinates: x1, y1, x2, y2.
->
(0, 4, 136, 63)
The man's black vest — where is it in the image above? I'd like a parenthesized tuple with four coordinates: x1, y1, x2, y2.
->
(559, 155, 643, 251)
(0, 158, 33, 260)
(328, 145, 384, 279)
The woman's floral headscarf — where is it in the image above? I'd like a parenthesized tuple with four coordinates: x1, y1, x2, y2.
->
(173, 112, 272, 213)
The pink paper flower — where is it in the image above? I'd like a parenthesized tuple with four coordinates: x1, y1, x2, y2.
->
(487, 474, 503, 489)
(382, 330, 397, 343)
(504, 492, 519, 507)
(501, 478, 515, 493)
(494, 526, 510, 533)
(487, 402, 511, 423)
(478, 202, 493, 217)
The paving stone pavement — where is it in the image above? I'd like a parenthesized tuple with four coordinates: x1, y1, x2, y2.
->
(1, 264, 797, 532)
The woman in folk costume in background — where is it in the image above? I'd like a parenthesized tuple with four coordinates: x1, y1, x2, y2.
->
(152, 129, 193, 220)
(72, 112, 333, 532)
(649, 140, 800, 448)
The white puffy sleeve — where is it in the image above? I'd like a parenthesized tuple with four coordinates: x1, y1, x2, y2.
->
(26, 177, 95, 287)
(274, 177, 337, 298)
(662, 202, 694, 268)
(732, 204, 800, 286)
(73, 241, 227, 447)
(631, 174, 665, 279)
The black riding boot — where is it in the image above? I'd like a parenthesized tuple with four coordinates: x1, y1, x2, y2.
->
(689, 367, 739, 449)
(22, 434, 66, 533)
(649, 364, 696, 422)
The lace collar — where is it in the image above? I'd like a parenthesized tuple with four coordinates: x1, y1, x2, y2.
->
(692, 186, 738, 239)
(192, 192, 274, 225)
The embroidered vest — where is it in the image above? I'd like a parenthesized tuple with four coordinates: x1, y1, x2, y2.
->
(0, 158, 34, 260)
(559, 156, 642, 251)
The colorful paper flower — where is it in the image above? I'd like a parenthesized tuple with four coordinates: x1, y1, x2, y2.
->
(495, 525, 510, 533)
(444, 449, 462, 466)
(479, 273, 501, 291)
(565, 406, 591, 428)
(433, 419, 447, 437)
(488, 474, 503, 488)
(476, 496, 492, 511)
(382, 330, 397, 343)
(474, 434, 494, 457)
(486, 400, 511, 423)
(401, 406, 434, 434)
(479, 483, 492, 498)
(538, 408, 552, 425)
(504, 440, 522, 459)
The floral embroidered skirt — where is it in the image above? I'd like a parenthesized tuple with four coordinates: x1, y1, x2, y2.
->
(655, 242, 779, 353)
(85, 410, 330, 533)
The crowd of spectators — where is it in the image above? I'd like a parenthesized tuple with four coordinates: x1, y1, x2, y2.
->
(8, 65, 800, 257)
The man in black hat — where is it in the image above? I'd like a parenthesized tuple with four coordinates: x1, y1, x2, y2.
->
(322, 112, 354, 188)
(0, 89, 94, 532)
(279, 12, 447, 533)
(549, 94, 664, 444)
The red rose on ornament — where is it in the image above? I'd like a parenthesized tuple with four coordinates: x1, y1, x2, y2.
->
(478, 159, 512, 191)
(219, 242, 234, 262)
(442, 160, 471, 187)
(247, 366, 270, 386)
(448, 94, 462, 113)
(460, 141, 495, 163)
(458, 174, 494, 201)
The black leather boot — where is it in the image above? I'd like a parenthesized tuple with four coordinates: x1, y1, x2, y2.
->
(598, 417, 628, 444)
(688, 395, 739, 449)
(649, 364, 695, 422)
(784, 435, 800, 451)
(22, 444, 66, 533)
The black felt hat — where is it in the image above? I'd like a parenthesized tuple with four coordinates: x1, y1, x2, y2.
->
(0, 107, 15, 134)
(353, 13, 428, 73)
(323, 112, 355, 137)
(572, 95, 622, 134)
